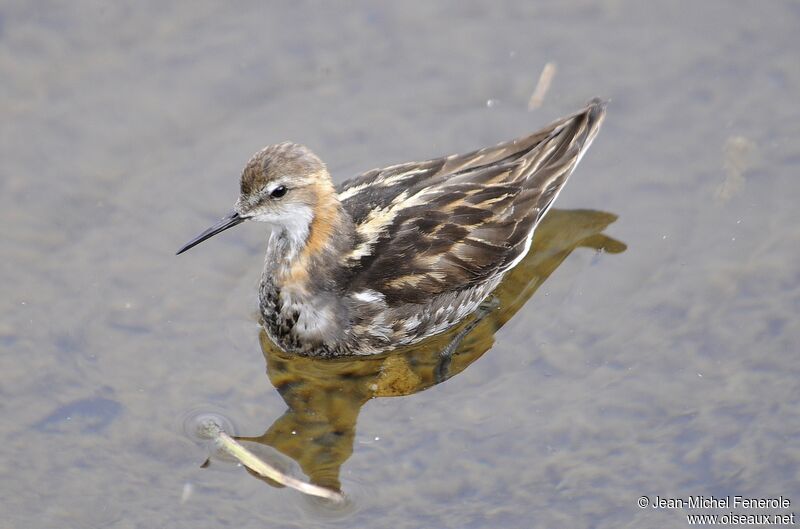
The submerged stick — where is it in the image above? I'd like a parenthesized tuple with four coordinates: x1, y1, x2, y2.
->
(198, 418, 345, 504)
(528, 62, 557, 110)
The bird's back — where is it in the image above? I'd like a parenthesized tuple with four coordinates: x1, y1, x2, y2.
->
(336, 99, 607, 310)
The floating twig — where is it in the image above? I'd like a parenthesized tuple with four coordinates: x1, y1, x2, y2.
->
(528, 62, 557, 110)
(198, 418, 345, 504)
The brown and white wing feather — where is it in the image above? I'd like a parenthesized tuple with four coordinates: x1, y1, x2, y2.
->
(338, 99, 606, 305)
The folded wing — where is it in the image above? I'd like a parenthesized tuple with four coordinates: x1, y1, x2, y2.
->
(337, 99, 607, 304)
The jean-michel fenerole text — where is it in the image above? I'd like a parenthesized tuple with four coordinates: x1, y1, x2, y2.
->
(650, 495, 791, 510)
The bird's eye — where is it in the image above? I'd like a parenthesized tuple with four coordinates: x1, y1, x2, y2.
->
(270, 185, 287, 198)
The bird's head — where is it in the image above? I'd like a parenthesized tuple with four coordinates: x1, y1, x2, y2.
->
(177, 142, 336, 256)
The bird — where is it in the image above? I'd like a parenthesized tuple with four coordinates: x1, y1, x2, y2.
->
(177, 98, 607, 357)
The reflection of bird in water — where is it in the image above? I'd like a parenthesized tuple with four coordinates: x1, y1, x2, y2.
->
(233, 208, 625, 492)
(178, 100, 607, 357)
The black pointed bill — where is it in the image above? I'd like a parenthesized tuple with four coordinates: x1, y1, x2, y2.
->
(176, 211, 245, 255)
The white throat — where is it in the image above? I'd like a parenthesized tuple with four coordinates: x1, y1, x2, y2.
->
(255, 204, 313, 263)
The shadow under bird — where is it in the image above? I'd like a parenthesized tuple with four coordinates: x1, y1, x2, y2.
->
(177, 98, 607, 357)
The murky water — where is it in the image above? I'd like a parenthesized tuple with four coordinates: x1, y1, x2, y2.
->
(2, 2, 799, 528)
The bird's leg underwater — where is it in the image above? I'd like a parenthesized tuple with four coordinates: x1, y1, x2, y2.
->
(434, 296, 501, 383)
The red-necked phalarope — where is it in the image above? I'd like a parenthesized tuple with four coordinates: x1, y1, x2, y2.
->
(178, 99, 607, 356)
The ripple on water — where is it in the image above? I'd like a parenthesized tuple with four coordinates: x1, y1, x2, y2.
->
(179, 405, 240, 465)
(289, 475, 368, 522)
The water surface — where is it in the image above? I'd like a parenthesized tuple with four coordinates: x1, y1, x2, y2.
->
(1, 2, 799, 528)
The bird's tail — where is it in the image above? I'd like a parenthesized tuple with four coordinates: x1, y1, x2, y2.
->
(514, 98, 608, 222)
